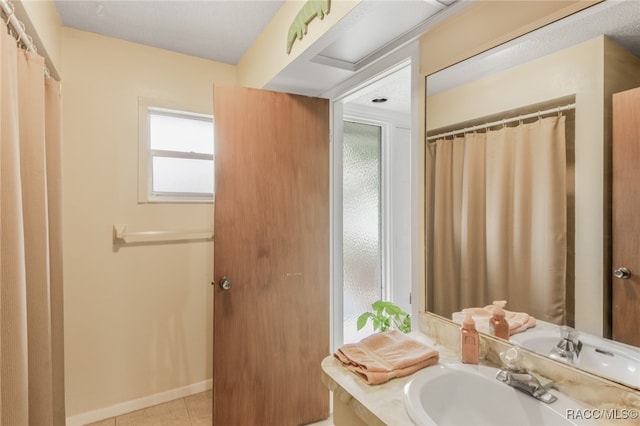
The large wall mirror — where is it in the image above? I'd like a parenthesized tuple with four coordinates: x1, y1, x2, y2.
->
(424, 0, 640, 389)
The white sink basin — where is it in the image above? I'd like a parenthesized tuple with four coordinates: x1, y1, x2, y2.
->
(404, 363, 595, 425)
(510, 329, 640, 388)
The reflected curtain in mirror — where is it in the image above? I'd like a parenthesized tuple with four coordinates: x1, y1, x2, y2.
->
(0, 28, 65, 425)
(426, 116, 567, 325)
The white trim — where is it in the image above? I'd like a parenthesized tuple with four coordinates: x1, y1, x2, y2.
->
(343, 104, 410, 129)
(149, 106, 212, 122)
(150, 149, 213, 161)
(330, 101, 344, 353)
(138, 97, 152, 203)
(381, 119, 393, 304)
(65, 379, 212, 426)
(408, 44, 421, 328)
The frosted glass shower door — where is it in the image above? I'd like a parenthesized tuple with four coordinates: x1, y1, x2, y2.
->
(342, 121, 382, 344)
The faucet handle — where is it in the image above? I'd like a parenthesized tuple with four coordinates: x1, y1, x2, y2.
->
(500, 347, 524, 372)
(552, 325, 582, 361)
(560, 325, 580, 343)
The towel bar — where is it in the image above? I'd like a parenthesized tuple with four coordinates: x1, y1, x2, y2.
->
(113, 224, 213, 244)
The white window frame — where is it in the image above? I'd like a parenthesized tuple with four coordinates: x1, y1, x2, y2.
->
(138, 97, 214, 204)
(342, 112, 391, 300)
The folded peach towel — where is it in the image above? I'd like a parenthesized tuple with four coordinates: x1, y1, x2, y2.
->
(451, 306, 536, 336)
(334, 330, 439, 385)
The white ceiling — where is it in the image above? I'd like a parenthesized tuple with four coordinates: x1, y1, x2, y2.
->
(343, 64, 412, 118)
(54, 0, 285, 65)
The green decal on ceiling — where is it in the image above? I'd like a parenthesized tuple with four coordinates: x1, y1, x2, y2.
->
(287, 0, 331, 54)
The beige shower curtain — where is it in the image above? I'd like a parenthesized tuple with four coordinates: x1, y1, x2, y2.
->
(0, 26, 65, 425)
(426, 116, 567, 324)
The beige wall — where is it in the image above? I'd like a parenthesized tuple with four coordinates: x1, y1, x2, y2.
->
(61, 28, 235, 417)
(425, 36, 640, 336)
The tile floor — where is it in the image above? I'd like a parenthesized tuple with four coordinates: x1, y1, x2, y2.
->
(85, 390, 334, 426)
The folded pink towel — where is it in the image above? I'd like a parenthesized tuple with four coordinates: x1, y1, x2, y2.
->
(451, 306, 536, 336)
(334, 330, 439, 385)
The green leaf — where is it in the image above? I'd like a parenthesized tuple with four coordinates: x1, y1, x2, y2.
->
(371, 300, 386, 316)
(382, 317, 391, 331)
(373, 318, 380, 331)
(357, 313, 372, 331)
(384, 304, 402, 315)
(402, 316, 412, 333)
(371, 300, 385, 309)
(356, 300, 412, 334)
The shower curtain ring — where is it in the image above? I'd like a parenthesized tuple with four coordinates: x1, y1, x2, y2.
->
(4, 2, 15, 25)
(27, 34, 36, 53)
(14, 21, 25, 44)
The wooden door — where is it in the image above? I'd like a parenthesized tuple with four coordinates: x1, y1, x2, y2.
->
(612, 86, 640, 347)
(212, 85, 330, 425)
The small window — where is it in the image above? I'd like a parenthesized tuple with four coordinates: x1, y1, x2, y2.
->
(139, 99, 214, 203)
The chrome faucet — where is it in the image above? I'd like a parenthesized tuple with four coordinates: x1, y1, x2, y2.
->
(548, 325, 582, 363)
(496, 347, 557, 404)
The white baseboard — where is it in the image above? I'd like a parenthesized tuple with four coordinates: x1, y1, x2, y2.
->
(66, 379, 212, 426)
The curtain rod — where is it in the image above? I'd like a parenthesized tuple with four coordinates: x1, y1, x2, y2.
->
(1, 0, 36, 53)
(427, 103, 576, 141)
(0, 0, 50, 77)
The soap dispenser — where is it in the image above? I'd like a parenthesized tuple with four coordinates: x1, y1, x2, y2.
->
(489, 300, 509, 340)
(460, 309, 479, 364)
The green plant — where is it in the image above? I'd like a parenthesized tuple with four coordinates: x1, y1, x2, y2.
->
(357, 300, 411, 333)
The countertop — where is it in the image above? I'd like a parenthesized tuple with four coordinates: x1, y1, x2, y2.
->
(320, 332, 459, 426)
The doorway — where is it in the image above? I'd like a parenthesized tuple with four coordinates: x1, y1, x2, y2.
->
(330, 56, 419, 349)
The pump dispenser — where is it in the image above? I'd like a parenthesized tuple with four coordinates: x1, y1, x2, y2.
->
(460, 309, 479, 364)
(489, 300, 509, 340)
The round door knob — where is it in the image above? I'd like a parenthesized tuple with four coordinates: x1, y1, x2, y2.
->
(219, 277, 232, 290)
(614, 267, 631, 279)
